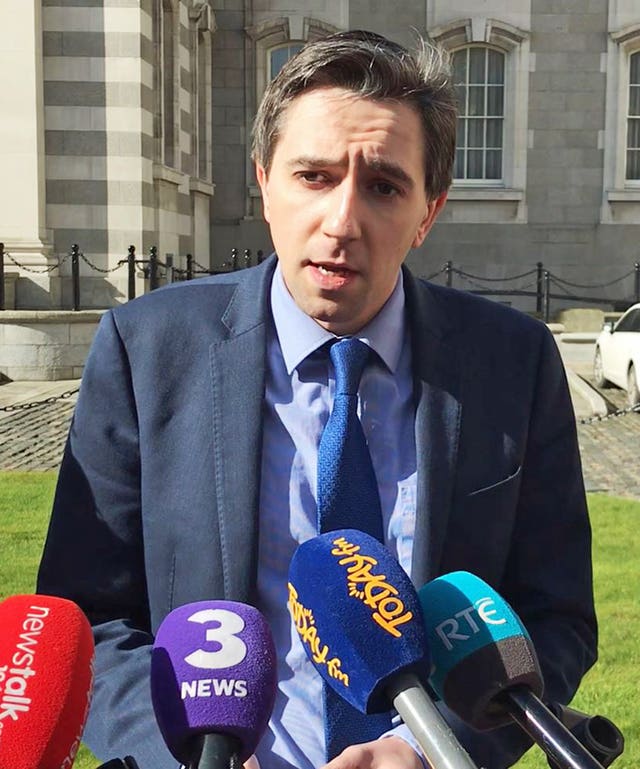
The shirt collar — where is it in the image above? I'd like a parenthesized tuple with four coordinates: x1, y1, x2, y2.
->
(270, 262, 406, 375)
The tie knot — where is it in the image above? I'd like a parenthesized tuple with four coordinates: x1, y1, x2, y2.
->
(329, 338, 370, 395)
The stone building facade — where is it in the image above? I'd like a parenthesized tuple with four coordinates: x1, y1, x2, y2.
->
(2, 1, 640, 312)
(1, 0, 215, 308)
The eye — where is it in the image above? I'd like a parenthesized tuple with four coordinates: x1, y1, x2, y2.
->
(297, 171, 329, 186)
(372, 181, 400, 197)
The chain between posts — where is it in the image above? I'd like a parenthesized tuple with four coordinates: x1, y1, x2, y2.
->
(0, 389, 80, 413)
(579, 403, 640, 425)
(2, 249, 639, 317)
(423, 261, 640, 322)
(1, 385, 636, 426)
(1, 244, 269, 309)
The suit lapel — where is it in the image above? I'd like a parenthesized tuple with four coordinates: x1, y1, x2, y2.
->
(206, 261, 463, 598)
(209, 259, 275, 602)
(403, 268, 463, 587)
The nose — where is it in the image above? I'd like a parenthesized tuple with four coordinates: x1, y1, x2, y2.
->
(322, 177, 362, 242)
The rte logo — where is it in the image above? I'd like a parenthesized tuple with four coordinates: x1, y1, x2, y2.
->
(435, 598, 507, 651)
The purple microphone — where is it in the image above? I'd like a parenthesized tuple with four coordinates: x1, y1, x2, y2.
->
(150, 601, 277, 769)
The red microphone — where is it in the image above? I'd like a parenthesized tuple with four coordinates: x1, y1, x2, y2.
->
(0, 594, 94, 769)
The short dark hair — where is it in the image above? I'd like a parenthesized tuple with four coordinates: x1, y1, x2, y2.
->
(251, 29, 457, 199)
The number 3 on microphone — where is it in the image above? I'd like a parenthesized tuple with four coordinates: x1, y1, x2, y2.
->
(184, 608, 248, 669)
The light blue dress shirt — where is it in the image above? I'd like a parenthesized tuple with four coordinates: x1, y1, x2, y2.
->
(255, 265, 418, 769)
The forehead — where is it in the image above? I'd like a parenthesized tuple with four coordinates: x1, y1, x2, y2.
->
(272, 87, 426, 171)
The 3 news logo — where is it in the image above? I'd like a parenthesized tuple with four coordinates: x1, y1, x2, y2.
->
(177, 607, 250, 701)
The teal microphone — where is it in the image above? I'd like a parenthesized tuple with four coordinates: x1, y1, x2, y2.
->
(419, 572, 604, 769)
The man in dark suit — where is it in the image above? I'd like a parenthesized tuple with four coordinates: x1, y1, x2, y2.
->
(37, 30, 596, 769)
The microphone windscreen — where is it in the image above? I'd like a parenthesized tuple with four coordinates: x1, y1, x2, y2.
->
(287, 529, 429, 714)
(418, 571, 543, 729)
(0, 594, 94, 769)
(150, 600, 277, 764)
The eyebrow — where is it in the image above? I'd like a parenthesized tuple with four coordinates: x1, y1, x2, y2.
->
(286, 155, 415, 189)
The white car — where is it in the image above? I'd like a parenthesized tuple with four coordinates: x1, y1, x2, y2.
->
(593, 303, 640, 406)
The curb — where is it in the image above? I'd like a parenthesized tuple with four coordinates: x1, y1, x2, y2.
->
(566, 369, 608, 418)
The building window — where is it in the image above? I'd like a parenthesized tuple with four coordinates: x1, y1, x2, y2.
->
(429, 17, 529, 223)
(155, 0, 178, 169)
(627, 51, 640, 180)
(602, 23, 640, 221)
(453, 46, 505, 181)
(245, 17, 339, 214)
(196, 30, 209, 179)
(192, 4, 214, 181)
(269, 43, 304, 80)
(246, 17, 338, 107)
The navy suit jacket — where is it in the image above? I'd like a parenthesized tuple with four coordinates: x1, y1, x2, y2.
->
(37, 256, 597, 768)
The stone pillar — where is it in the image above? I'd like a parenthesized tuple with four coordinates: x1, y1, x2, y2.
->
(0, 0, 56, 308)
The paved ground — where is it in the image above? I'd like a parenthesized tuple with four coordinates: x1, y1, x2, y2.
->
(575, 384, 640, 499)
(0, 380, 79, 471)
(0, 364, 639, 499)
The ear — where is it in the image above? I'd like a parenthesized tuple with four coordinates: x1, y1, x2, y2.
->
(255, 162, 271, 223)
(412, 191, 448, 248)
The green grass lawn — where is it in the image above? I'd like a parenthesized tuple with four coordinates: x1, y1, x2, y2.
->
(1, 471, 638, 768)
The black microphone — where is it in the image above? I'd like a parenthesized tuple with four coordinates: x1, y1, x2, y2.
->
(150, 600, 277, 769)
(288, 529, 479, 769)
(418, 571, 605, 769)
(546, 704, 624, 769)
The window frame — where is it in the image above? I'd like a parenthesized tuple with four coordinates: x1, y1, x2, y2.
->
(429, 17, 529, 222)
(453, 44, 506, 185)
(602, 23, 640, 222)
(189, 2, 215, 183)
(246, 17, 339, 115)
(626, 50, 640, 182)
(153, 0, 180, 171)
(268, 42, 305, 81)
(244, 16, 339, 215)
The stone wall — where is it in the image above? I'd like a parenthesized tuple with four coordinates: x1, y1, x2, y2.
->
(0, 310, 103, 380)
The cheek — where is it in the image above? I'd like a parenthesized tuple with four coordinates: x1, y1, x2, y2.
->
(374, 217, 419, 256)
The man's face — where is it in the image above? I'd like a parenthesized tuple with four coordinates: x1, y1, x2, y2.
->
(256, 87, 447, 335)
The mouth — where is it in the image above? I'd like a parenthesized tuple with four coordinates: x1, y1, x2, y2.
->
(316, 264, 354, 277)
(307, 261, 358, 289)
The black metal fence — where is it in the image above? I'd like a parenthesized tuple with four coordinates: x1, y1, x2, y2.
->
(2, 241, 639, 320)
(423, 260, 640, 322)
(0, 243, 266, 311)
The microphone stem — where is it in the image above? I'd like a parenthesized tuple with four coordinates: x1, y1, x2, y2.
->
(189, 733, 241, 769)
(504, 688, 604, 769)
(387, 673, 479, 769)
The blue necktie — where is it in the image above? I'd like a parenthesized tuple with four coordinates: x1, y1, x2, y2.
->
(317, 338, 392, 760)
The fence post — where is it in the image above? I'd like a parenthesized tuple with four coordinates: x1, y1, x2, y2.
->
(71, 244, 80, 311)
(230, 248, 238, 271)
(635, 262, 640, 303)
(165, 254, 174, 284)
(149, 246, 158, 290)
(445, 260, 453, 288)
(244, 248, 252, 268)
(0, 242, 4, 311)
(543, 270, 551, 323)
(186, 253, 193, 281)
(127, 245, 136, 301)
(536, 261, 544, 314)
